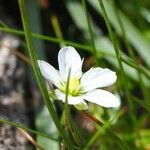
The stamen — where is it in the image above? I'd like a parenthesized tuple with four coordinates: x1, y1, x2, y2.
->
(60, 77, 81, 96)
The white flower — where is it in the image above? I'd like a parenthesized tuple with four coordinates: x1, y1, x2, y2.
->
(38, 46, 120, 110)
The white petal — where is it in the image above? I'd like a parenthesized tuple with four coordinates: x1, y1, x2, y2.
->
(38, 60, 61, 88)
(81, 68, 117, 92)
(58, 46, 82, 80)
(55, 89, 86, 105)
(83, 89, 120, 108)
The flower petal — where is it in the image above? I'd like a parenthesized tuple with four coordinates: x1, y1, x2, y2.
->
(38, 60, 61, 88)
(81, 68, 117, 92)
(55, 89, 86, 105)
(83, 89, 120, 108)
(58, 46, 82, 80)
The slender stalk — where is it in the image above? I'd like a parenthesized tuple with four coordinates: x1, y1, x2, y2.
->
(0, 24, 149, 79)
(0, 26, 91, 52)
(81, 111, 103, 126)
(0, 25, 114, 57)
(64, 69, 81, 146)
(18, 0, 73, 149)
(110, 0, 149, 103)
(1, 24, 149, 79)
(82, 0, 98, 65)
(121, 57, 150, 79)
(51, 15, 65, 47)
(98, 0, 136, 127)
(64, 69, 71, 134)
(0, 118, 58, 141)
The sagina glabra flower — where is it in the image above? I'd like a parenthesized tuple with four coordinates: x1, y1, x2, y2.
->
(38, 46, 120, 110)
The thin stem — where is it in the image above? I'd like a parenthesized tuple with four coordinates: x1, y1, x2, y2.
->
(0, 26, 91, 52)
(0, 26, 113, 57)
(82, 0, 98, 65)
(110, 0, 149, 103)
(0, 26, 149, 79)
(98, 0, 136, 127)
(121, 57, 150, 79)
(0, 118, 58, 141)
(18, 0, 74, 149)
(81, 111, 103, 126)
(51, 15, 65, 47)
(64, 69, 81, 146)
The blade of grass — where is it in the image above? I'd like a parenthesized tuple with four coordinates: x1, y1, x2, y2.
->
(0, 26, 91, 52)
(25, 0, 45, 59)
(0, 26, 149, 80)
(0, 26, 113, 56)
(111, 0, 149, 104)
(121, 56, 150, 80)
(18, 0, 74, 149)
(82, 0, 98, 65)
(0, 118, 58, 141)
(51, 15, 65, 47)
(98, 0, 136, 128)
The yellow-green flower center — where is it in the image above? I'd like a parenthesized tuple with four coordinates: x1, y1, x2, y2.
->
(61, 77, 81, 96)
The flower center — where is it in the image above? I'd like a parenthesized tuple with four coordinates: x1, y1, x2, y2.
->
(61, 77, 81, 96)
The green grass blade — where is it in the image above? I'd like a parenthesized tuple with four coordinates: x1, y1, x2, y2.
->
(82, 0, 98, 65)
(0, 25, 149, 81)
(110, 0, 149, 104)
(0, 118, 58, 141)
(98, 0, 136, 127)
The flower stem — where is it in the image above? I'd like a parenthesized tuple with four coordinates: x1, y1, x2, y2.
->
(0, 118, 58, 141)
(64, 69, 82, 146)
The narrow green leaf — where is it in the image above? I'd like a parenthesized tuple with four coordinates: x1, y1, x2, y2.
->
(0, 118, 58, 141)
